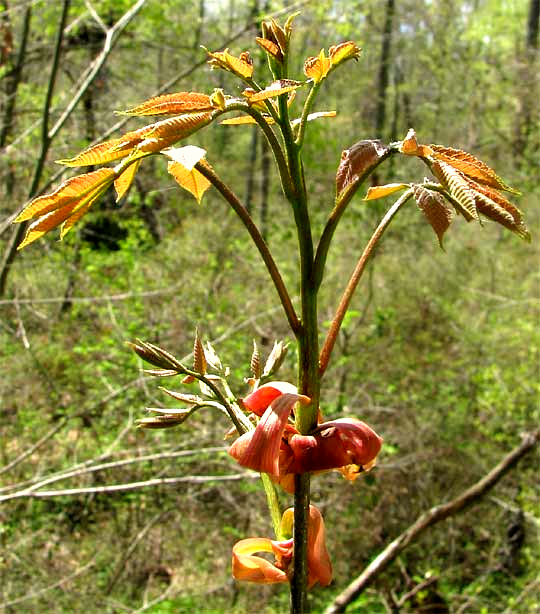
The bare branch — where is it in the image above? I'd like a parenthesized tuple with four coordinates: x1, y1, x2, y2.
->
(0, 472, 257, 502)
(324, 431, 540, 614)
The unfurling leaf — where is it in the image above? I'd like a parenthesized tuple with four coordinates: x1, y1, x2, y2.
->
(470, 180, 530, 240)
(290, 111, 337, 129)
(128, 339, 185, 371)
(329, 41, 361, 66)
(166, 146, 212, 204)
(304, 50, 331, 83)
(136, 414, 192, 429)
(220, 115, 262, 126)
(255, 37, 282, 61)
(364, 183, 409, 200)
(57, 138, 129, 167)
(163, 145, 212, 204)
(114, 159, 141, 201)
(412, 185, 453, 248)
(399, 128, 433, 157)
(429, 145, 519, 194)
(118, 92, 216, 117)
(250, 341, 262, 380)
(262, 341, 288, 378)
(430, 160, 478, 221)
(15, 168, 116, 249)
(206, 48, 254, 79)
(336, 140, 391, 199)
(193, 329, 207, 375)
(243, 80, 303, 103)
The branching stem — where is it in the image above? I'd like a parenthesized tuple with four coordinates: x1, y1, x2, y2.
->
(319, 188, 414, 376)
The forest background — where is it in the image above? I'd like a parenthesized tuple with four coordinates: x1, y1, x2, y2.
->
(0, 0, 538, 612)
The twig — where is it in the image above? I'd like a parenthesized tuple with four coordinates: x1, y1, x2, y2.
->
(0, 446, 229, 497)
(0, 557, 97, 608)
(0, 472, 257, 502)
(324, 430, 540, 614)
(396, 575, 439, 608)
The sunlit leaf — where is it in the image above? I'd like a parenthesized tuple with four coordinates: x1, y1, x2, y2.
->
(164, 145, 207, 169)
(304, 50, 331, 83)
(114, 159, 141, 201)
(16, 169, 115, 249)
(399, 128, 433, 157)
(58, 138, 128, 167)
(15, 168, 116, 223)
(431, 160, 478, 221)
(206, 48, 254, 79)
(60, 113, 213, 167)
(243, 79, 303, 103)
(220, 115, 260, 125)
(118, 92, 216, 116)
(255, 37, 282, 61)
(364, 183, 409, 200)
(167, 156, 212, 204)
(429, 145, 519, 194)
(336, 140, 391, 199)
(412, 185, 454, 248)
(329, 41, 361, 66)
(290, 111, 336, 128)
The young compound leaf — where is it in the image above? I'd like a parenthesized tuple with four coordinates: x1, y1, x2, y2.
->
(412, 185, 454, 248)
(243, 79, 303, 103)
(430, 160, 479, 221)
(206, 48, 254, 79)
(364, 183, 409, 201)
(336, 140, 391, 200)
(429, 145, 519, 194)
(118, 92, 216, 117)
(15, 168, 116, 249)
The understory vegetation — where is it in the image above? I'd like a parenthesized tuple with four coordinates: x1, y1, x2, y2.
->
(1, 1, 539, 612)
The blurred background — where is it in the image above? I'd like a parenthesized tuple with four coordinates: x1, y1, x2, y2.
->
(0, 0, 538, 612)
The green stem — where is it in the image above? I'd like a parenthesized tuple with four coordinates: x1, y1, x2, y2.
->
(319, 188, 414, 376)
(261, 473, 283, 539)
(295, 82, 321, 148)
(277, 91, 319, 614)
(194, 162, 300, 335)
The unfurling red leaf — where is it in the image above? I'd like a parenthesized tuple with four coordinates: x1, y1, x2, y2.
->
(206, 48, 254, 79)
(412, 185, 453, 248)
(430, 160, 478, 221)
(243, 80, 303, 103)
(429, 145, 519, 194)
(304, 50, 331, 83)
(58, 138, 129, 167)
(118, 92, 216, 116)
(15, 168, 116, 249)
(336, 140, 390, 199)
(470, 181, 530, 240)
(364, 183, 409, 200)
(114, 159, 141, 201)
